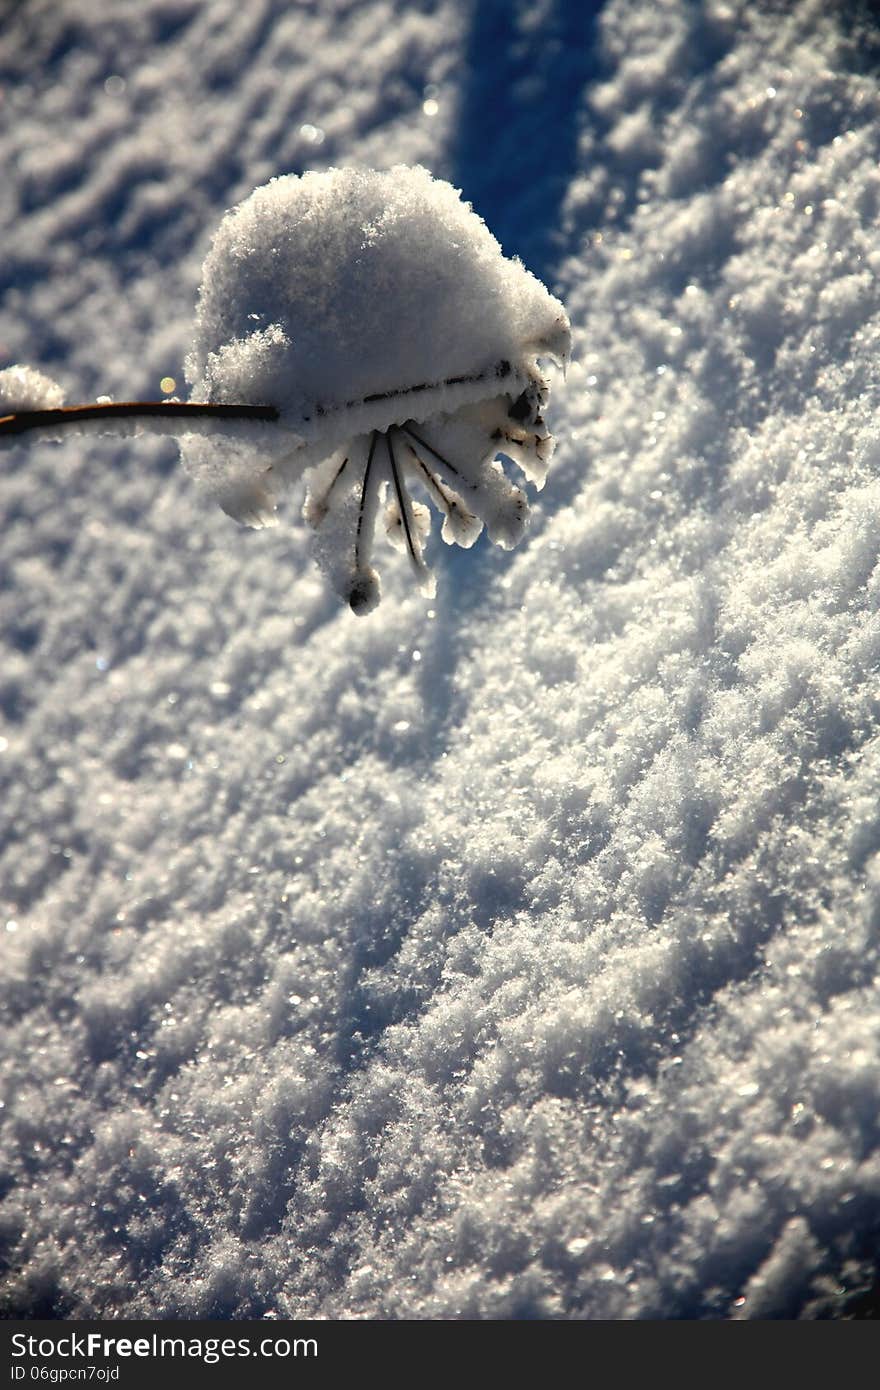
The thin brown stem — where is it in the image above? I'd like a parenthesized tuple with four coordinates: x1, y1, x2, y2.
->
(400, 423, 463, 479)
(356, 432, 380, 572)
(0, 400, 279, 438)
(306, 359, 513, 422)
(386, 430, 419, 567)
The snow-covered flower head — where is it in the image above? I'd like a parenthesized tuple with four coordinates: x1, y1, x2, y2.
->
(181, 165, 570, 613)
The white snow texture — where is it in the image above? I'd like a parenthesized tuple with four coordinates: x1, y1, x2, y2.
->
(2, 0, 880, 1320)
(186, 166, 568, 430)
(0, 365, 65, 414)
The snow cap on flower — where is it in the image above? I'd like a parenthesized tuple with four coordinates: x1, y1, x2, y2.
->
(181, 165, 570, 613)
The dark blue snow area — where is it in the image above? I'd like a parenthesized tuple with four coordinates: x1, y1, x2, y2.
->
(453, 0, 605, 280)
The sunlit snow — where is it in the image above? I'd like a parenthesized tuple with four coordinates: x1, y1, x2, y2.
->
(2, 0, 880, 1321)
(0, 366, 65, 414)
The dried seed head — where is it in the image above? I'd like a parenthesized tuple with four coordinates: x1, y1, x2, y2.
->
(180, 165, 571, 612)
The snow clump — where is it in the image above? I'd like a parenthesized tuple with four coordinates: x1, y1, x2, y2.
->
(0, 364, 65, 413)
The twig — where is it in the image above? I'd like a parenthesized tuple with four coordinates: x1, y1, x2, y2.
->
(0, 400, 279, 438)
(356, 432, 380, 573)
(387, 429, 419, 567)
(0, 360, 516, 439)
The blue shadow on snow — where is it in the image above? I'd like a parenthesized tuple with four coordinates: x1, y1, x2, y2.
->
(450, 0, 605, 284)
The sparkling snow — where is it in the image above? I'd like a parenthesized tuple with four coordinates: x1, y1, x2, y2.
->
(0, 366, 65, 414)
(2, 0, 880, 1320)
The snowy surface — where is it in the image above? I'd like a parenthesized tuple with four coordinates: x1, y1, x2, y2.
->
(3, 0, 880, 1319)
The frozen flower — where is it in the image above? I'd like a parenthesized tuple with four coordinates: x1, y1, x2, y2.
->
(181, 165, 570, 613)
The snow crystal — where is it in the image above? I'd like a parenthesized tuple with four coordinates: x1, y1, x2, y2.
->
(182, 165, 569, 610)
(0, 364, 64, 413)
